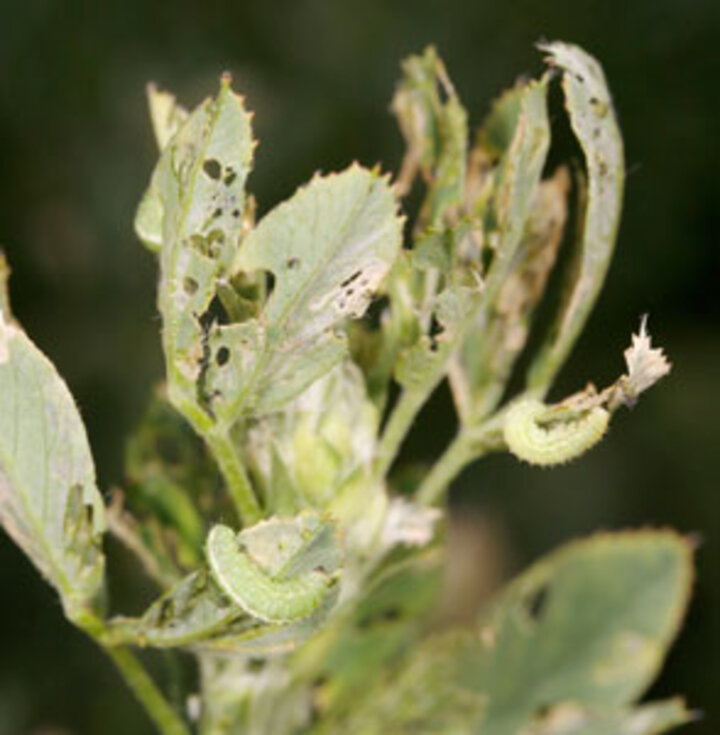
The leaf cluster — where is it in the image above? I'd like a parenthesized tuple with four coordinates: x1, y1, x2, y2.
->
(0, 43, 691, 735)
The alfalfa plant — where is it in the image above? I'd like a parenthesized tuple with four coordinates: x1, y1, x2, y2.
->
(0, 42, 695, 734)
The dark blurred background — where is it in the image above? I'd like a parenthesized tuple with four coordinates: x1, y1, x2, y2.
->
(0, 1, 717, 733)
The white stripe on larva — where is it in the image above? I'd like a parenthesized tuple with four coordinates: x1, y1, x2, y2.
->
(504, 398, 609, 467)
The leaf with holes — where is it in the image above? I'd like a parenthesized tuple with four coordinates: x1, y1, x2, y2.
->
(135, 75, 254, 428)
(204, 164, 403, 420)
(327, 531, 693, 735)
(0, 311, 106, 619)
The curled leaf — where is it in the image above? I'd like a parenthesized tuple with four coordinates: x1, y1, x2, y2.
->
(527, 42, 625, 393)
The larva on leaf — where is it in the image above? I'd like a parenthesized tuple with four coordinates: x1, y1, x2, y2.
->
(207, 514, 341, 624)
(503, 398, 609, 467)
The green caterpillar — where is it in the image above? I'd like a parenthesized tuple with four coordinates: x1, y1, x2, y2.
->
(207, 524, 333, 624)
(504, 398, 609, 467)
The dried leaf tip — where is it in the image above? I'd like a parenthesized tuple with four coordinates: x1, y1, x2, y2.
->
(623, 315, 671, 398)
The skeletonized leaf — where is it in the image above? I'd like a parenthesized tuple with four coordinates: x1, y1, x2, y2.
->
(395, 78, 549, 405)
(392, 46, 469, 225)
(0, 313, 106, 616)
(450, 78, 559, 422)
(329, 531, 693, 735)
(527, 42, 625, 392)
(205, 165, 403, 419)
(451, 166, 569, 422)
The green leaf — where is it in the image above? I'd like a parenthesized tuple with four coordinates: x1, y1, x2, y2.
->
(0, 312, 106, 617)
(136, 76, 254, 427)
(205, 164, 403, 420)
(527, 42, 625, 393)
(462, 534, 692, 731)
(332, 531, 693, 735)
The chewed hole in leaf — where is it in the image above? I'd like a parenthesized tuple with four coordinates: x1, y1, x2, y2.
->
(523, 583, 550, 623)
(340, 270, 362, 289)
(216, 346, 230, 366)
(188, 232, 225, 260)
(202, 158, 222, 180)
(429, 314, 444, 352)
(356, 605, 404, 630)
(183, 277, 199, 295)
(223, 168, 237, 186)
(265, 271, 276, 296)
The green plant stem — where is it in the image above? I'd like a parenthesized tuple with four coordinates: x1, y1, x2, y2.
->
(102, 644, 190, 735)
(205, 426, 262, 526)
(415, 430, 476, 506)
(73, 611, 189, 735)
(375, 384, 434, 479)
(415, 418, 506, 506)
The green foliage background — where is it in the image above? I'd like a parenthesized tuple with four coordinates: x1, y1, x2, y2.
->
(0, 2, 717, 732)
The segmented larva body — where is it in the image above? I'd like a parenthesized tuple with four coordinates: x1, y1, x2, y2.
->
(504, 398, 609, 467)
(207, 525, 330, 624)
